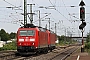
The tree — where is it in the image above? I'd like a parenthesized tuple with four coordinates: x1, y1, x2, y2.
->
(58, 35, 66, 43)
(0, 29, 10, 41)
(9, 32, 16, 39)
(57, 35, 73, 44)
(86, 32, 90, 43)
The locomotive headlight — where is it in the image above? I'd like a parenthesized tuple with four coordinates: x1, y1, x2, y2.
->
(30, 39, 35, 41)
(19, 39, 24, 42)
(32, 43, 34, 45)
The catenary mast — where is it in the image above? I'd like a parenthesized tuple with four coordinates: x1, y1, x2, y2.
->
(24, 0, 27, 27)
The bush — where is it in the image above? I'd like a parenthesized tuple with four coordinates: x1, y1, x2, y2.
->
(85, 42, 90, 49)
(0, 41, 17, 51)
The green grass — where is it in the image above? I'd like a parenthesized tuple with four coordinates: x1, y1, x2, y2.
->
(85, 49, 90, 54)
(56, 41, 70, 46)
(84, 42, 90, 54)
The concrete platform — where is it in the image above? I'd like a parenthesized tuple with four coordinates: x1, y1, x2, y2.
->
(66, 52, 90, 60)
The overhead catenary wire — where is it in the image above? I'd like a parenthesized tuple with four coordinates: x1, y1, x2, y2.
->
(48, 0, 80, 23)
(0, 10, 18, 23)
(2, 0, 35, 25)
(1, 0, 88, 36)
(48, 0, 80, 35)
(61, 0, 72, 20)
(48, 0, 70, 21)
(3, 0, 15, 7)
(61, 0, 77, 29)
(33, 0, 56, 21)
(2, 0, 23, 24)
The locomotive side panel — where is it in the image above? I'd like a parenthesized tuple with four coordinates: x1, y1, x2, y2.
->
(38, 31, 48, 48)
(50, 33, 56, 46)
(49, 33, 56, 50)
(46, 30, 50, 46)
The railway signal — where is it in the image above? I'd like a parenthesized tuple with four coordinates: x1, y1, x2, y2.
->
(79, 22, 86, 30)
(79, 0, 86, 52)
(79, 0, 85, 6)
(80, 7, 85, 21)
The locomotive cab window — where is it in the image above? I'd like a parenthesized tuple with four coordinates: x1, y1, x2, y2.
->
(19, 30, 35, 36)
(27, 30, 35, 36)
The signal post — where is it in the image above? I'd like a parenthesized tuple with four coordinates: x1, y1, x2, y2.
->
(79, 0, 86, 52)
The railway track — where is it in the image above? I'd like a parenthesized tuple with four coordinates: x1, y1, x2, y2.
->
(0, 45, 80, 60)
(0, 50, 20, 60)
(49, 46, 79, 60)
(0, 50, 42, 60)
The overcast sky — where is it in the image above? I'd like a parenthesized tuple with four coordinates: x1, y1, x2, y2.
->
(0, 0, 89, 37)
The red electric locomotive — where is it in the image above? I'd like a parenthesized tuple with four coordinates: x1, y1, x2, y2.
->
(17, 24, 56, 55)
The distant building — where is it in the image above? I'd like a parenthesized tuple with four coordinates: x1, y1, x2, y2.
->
(55, 40, 59, 43)
(0, 41, 6, 47)
(6, 40, 12, 44)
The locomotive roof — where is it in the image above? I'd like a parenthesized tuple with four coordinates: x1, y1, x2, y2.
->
(38, 27, 47, 32)
(19, 24, 54, 33)
(20, 24, 47, 31)
(49, 30, 54, 34)
(20, 24, 37, 28)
